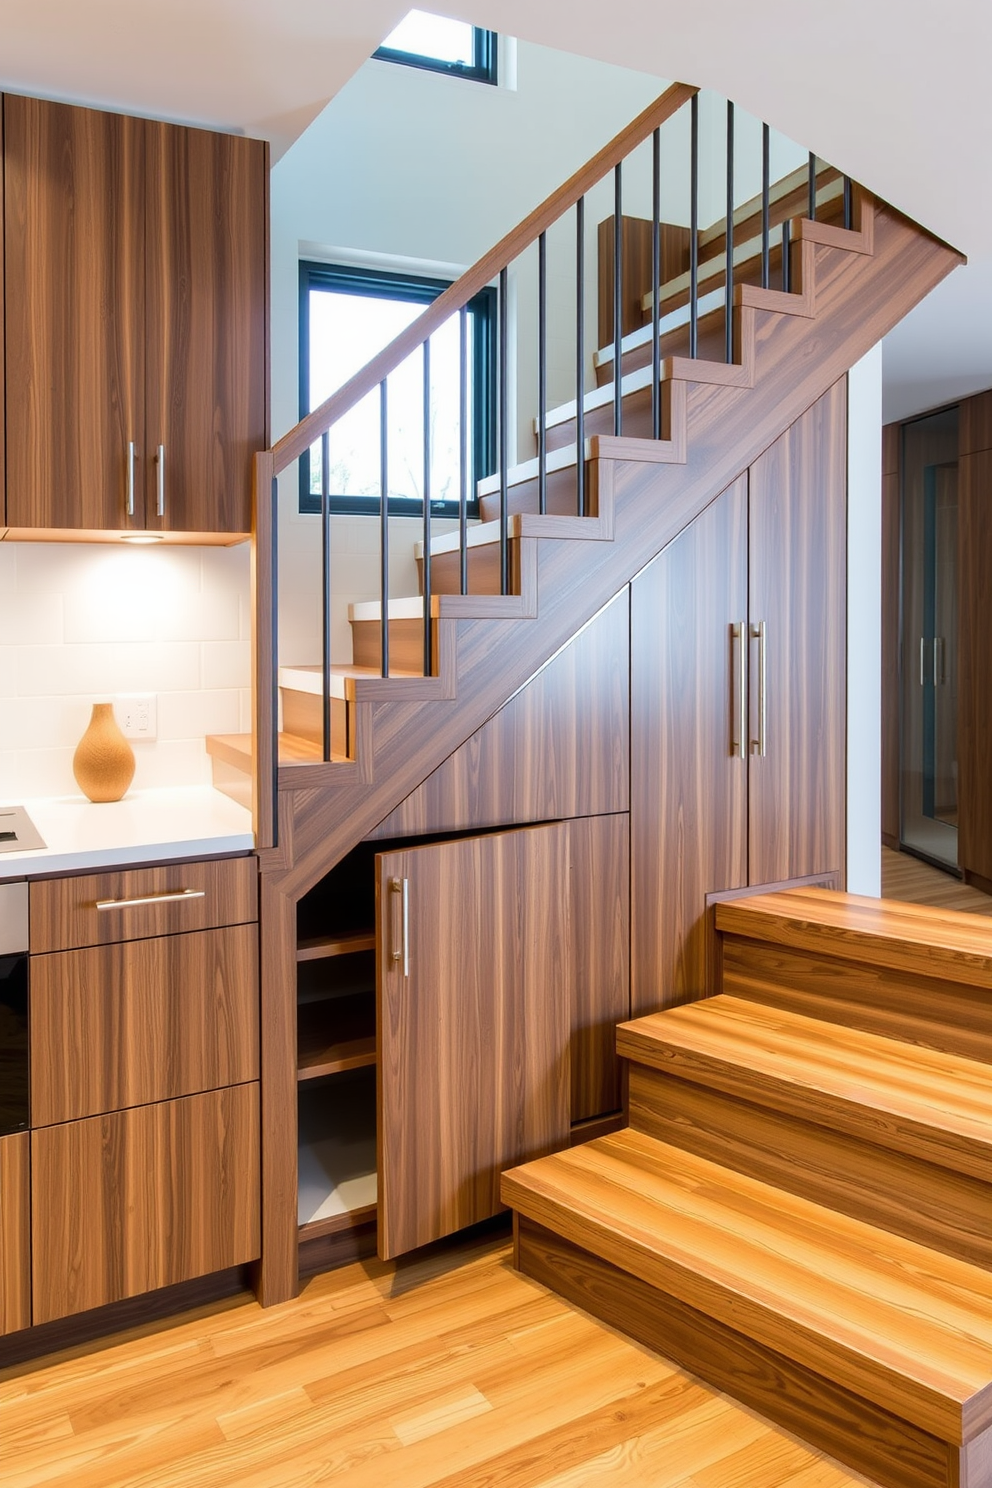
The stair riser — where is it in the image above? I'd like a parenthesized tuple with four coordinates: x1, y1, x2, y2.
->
(619, 1032, 992, 1185)
(628, 1066, 992, 1272)
(477, 461, 598, 526)
(280, 690, 348, 755)
(516, 1214, 962, 1488)
(722, 935, 992, 1066)
(351, 617, 428, 673)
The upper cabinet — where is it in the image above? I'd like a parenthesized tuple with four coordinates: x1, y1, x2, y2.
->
(3, 94, 266, 539)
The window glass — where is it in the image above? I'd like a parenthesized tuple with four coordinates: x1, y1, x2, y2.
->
(379, 10, 475, 66)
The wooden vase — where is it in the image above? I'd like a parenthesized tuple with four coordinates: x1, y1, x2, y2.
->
(72, 703, 136, 803)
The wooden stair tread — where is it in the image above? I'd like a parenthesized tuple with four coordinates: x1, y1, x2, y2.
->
(501, 1127, 992, 1442)
(207, 731, 326, 768)
(717, 888, 992, 989)
(619, 995, 992, 1180)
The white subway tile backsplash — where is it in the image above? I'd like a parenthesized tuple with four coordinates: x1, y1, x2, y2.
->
(0, 544, 251, 797)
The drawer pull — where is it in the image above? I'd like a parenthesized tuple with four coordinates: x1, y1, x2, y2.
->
(94, 888, 206, 912)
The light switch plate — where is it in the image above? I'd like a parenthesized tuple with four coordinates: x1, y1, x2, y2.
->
(115, 694, 158, 741)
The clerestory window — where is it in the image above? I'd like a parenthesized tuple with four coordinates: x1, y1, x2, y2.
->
(373, 9, 498, 85)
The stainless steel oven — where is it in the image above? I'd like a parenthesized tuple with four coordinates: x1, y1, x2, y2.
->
(0, 882, 29, 1135)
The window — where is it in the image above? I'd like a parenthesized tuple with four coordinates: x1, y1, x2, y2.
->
(299, 261, 496, 517)
(373, 9, 497, 85)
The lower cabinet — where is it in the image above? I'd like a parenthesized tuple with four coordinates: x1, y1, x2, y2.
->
(296, 814, 630, 1264)
(0, 1132, 30, 1336)
(31, 1083, 260, 1325)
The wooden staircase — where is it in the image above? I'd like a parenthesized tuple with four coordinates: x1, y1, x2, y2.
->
(502, 888, 992, 1488)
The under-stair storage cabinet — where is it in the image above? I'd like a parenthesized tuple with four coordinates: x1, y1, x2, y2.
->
(3, 93, 266, 537)
(0, 1132, 30, 1335)
(28, 856, 261, 1325)
(632, 380, 847, 1011)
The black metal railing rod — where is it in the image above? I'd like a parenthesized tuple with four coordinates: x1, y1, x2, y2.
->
(459, 306, 469, 595)
(782, 218, 792, 294)
(844, 176, 853, 231)
(320, 430, 332, 762)
(576, 194, 586, 517)
(422, 340, 432, 678)
(761, 122, 770, 290)
(808, 151, 817, 221)
(270, 474, 279, 847)
(651, 126, 661, 440)
(498, 266, 509, 595)
(379, 379, 389, 678)
(613, 163, 623, 437)
(538, 232, 548, 516)
(689, 92, 699, 358)
(725, 100, 735, 365)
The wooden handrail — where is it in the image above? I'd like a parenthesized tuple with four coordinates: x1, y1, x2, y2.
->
(271, 80, 698, 475)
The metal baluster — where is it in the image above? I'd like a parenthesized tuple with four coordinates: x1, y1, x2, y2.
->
(808, 151, 817, 220)
(459, 306, 469, 595)
(843, 176, 853, 231)
(782, 218, 792, 294)
(379, 380, 389, 678)
(689, 92, 699, 358)
(725, 100, 735, 364)
(576, 195, 586, 517)
(422, 340, 432, 677)
(538, 232, 548, 515)
(499, 266, 509, 595)
(651, 126, 661, 440)
(614, 162, 623, 436)
(320, 430, 332, 761)
(761, 122, 770, 290)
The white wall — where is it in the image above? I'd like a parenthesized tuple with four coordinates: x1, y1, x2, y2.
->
(0, 542, 251, 800)
(846, 345, 883, 896)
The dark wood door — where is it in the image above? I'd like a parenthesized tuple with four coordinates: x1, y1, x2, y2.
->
(0, 1132, 30, 1336)
(566, 813, 630, 1123)
(144, 122, 266, 535)
(631, 477, 748, 1014)
(376, 824, 571, 1260)
(4, 95, 146, 533)
(747, 379, 847, 887)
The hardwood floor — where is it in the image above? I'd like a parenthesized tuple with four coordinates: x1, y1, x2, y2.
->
(0, 1233, 876, 1487)
(881, 846, 992, 915)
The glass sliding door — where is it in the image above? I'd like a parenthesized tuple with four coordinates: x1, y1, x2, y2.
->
(900, 408, 959, 867)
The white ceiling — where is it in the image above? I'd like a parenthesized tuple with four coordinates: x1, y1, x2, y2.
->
(0, 0, 987, 420)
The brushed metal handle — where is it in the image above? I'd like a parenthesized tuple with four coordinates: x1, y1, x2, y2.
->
(95, 888, 205, 911)
(126, 440, 136, 518)
(156, 444, 166, 518)
(389, 876, 409, 977)
(750, 619, 767, 757)
(731, 621, 747, 758)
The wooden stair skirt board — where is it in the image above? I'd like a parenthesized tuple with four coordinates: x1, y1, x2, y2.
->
(503, 1131, 992, 1488)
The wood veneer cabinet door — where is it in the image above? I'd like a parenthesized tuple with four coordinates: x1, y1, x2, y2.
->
(376, 823, 571, 1260)
(30, 924, 259, 1125)
(0, 1132, 30, 1335)
(144, 122, 266, 535)
(32, 1084, 260, 1324)
(631, 477, 748, 1014)
(747, 380, 847, 886)
(567, 814, 629, 1122)
(4, 95, 146, 532)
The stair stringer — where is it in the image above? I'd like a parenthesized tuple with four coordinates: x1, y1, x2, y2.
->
(255, 199, 962, 1308)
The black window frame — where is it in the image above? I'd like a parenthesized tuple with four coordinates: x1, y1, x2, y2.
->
(299, 260, 495, 518)
(373, 23, 497, 85)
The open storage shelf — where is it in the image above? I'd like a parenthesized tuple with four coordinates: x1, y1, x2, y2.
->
(297, 929, 375, 963)
(297, 1067, 377, 1228)
(298, 993, 376, 1080)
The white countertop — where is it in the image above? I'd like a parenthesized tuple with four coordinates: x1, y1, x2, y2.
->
(0, 786, 254, 880)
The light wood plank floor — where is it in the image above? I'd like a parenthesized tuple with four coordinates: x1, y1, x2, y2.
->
(881, 846, 992, 915)
(0, 1234, 877, 1488)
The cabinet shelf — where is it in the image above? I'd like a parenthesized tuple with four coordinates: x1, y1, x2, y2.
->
(297, 930, 375, 963)
(297, 995, 376, 1080)
(298, 1069, 377, 1227)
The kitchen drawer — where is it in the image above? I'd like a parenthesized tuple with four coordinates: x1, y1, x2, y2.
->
(30, 855, 257, 952)
(0, 1132, 30, 1336)
(32, 1083, 259, 1324)
(30, 924, 259, 1125)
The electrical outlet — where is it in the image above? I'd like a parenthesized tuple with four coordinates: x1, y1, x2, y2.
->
(115, 694, 157, 741)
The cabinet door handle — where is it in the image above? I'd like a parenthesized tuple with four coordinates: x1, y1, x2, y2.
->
(127, 440, 136, 518)
(389, 876, 409, 977)
(731, 621, 747, 758)
(156, 444, 166, 518)
(750, 619, 767, 757)
(95, 888, 205, 911)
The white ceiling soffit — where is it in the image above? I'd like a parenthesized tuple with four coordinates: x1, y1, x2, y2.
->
(0, 0, 411, 160)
